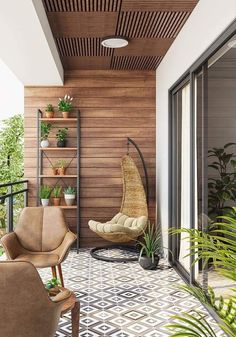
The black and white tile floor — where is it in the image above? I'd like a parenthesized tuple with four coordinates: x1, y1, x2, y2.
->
(38, 249, 224, 337)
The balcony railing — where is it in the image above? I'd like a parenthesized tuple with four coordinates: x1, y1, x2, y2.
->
(0, 180, 28, 233)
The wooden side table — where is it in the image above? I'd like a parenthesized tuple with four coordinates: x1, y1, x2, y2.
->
(61, 291, 80, 337)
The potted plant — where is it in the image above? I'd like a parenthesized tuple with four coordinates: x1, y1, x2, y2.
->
(45, 104, 55, 118)
(41, 122, 52, 148)
(51, 163, 58, 175)
(58, 94, 73, 118)
(51, 186, 62, 206)
(56, 128, 68, 147)
(64, 186, 76, 206)
(45, 278, 61, 296)
(138, 223, 161, 270)
(55, 160, 68, 175)
(39, 185, 51, 206)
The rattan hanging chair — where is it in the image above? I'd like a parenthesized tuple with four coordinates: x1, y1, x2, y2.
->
(89, 138, 149, 261)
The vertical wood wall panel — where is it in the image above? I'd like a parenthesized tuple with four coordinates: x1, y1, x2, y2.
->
(24, 70, 156, 247)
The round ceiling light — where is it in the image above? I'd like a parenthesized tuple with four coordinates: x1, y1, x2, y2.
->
(101, 36, 129, 48)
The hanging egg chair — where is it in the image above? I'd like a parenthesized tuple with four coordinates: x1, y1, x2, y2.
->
(89, 138, 149, 262)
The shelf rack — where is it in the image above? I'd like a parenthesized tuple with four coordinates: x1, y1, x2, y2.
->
(37, 109, 80, 252)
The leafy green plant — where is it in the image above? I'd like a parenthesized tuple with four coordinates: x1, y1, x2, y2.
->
(39, 185, 51, 199)
(208, 142, 236, 219)
(58, 94, 73, 112)
(45, 278, 61, 289)
(45, 104, 54, 112)
(64, 186, 76, 195)
(0, 247, 4, 257)
(56, 128, 68, 141)
(168, 209, 236, 336)
(52, 186, 62, 198)
(41, 122, 52, 140)
(137, 223, 162, 262)
(55, 159, 68, 168)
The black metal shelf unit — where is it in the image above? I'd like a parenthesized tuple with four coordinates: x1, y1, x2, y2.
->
(36, 109, 80, 252)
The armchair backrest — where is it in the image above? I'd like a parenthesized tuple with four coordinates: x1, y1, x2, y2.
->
(0, 261, 62, 337)
(15, 207, 68, 252)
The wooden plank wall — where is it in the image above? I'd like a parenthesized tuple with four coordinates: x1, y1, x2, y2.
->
(24, 70, 156, 248)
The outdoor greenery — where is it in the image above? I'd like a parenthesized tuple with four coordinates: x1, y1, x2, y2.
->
(56, 128, 68, 141)
(137, 223, 162, 262)
(208, 142, 236, 220)
(58, 94, 73, 112)
(168, 208, 236, 337)
(39, 185, 52, 199)
(0, 114, 24, 239)
(41, 122, 52, 140)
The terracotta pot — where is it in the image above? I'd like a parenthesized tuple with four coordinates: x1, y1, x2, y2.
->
(57, 167, 66, 175)
(52, 167, 58, 175)
(62, 111, 69, 118)
(52, 198, 60, 206)
(45, 111, 54, 118)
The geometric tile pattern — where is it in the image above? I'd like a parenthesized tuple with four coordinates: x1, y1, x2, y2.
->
(38, 250, 224, 337)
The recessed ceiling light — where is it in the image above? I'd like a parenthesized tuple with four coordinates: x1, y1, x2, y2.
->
(101, 36, 129, 48)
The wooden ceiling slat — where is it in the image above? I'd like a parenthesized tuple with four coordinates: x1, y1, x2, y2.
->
(43, 0, 198, 70)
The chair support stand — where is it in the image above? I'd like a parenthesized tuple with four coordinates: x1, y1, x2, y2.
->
(51, 264, 64, 287)
(90, 245, 139, 263)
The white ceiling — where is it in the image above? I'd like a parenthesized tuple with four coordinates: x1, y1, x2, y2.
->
(0, 0, 63, 85)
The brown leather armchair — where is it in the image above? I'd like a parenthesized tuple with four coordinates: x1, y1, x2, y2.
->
(1, 207, 76, 286)
(0, 260, 72, 337)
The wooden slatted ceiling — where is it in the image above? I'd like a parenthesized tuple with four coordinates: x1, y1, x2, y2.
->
(43, 0, 198, 70)
(24, 70, 156, 248)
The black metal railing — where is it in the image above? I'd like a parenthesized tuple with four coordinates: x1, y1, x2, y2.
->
(0, 180, 28, 233)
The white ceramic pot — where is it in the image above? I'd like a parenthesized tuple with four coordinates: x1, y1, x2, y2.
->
(41, 139, 49, 148)
(41, 199, 49, 207)
(64, 194, 75, 206)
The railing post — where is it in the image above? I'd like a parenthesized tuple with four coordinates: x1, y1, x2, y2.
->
(24, 181, 28, 207)
(6, 185, 13, 232)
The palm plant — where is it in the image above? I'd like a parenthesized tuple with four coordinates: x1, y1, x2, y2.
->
(168, 208, 236, 336)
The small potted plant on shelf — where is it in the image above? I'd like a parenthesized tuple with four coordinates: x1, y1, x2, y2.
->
(39, 185, 52, 207)
(138, 223, 162, 270)
(56, 128, 68, 147)
(64, 186, 76, 206)
(45, 104, 55, 118)
(51, 186, 62, 206)
(41, 122, 52, 148)
(51, 163, 58, 175)
(55, 160, 68, 175)
(58, 94, 73, 118)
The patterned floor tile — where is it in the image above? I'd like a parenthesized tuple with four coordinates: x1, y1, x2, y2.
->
(36, 249, 224, 336)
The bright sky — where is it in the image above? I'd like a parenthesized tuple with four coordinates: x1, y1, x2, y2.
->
(0, 58, 24, 124)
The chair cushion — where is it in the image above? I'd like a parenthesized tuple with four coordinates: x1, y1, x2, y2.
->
(89, 212, 147, 235)
(14, 253, 59, 268)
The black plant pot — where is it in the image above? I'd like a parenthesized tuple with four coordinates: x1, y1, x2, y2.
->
(139, 255, 160, 270)
(57, 140, 66, 147)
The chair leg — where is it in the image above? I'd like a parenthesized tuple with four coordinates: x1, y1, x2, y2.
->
(51, 266, 57, 279)
(57, 263, 64, 287)
(71, 301, 80, 337)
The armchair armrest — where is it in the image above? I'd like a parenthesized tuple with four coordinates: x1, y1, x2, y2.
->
(1, 232, 23, 259)
(57, 231, 77, 263)
(51, 289, 72, 303)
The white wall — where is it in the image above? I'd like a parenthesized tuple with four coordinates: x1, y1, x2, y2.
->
(156, 0, 236, 248)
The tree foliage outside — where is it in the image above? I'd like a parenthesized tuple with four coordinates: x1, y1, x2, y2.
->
(0, 114, 24, 253)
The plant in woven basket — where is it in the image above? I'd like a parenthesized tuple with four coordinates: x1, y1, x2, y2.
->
(55, 159, 68, 175)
